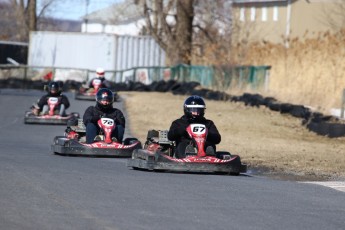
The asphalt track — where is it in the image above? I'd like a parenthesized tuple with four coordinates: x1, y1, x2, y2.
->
(0, 89, 344, 230)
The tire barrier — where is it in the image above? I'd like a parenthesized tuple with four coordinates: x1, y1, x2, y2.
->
(1, 78, 344, 137)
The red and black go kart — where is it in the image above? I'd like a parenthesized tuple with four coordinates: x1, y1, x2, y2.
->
(51, 117, 142, 157)
(127, 124, 247, 175)
(24, 97, 80, 125)
(75, 80, 119, 101)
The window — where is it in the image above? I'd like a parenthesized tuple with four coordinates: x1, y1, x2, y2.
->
(273, 6, 278, 21)
(262, 7, 267, 21)
(251, 7, 256, 21)
(240, 7, 245, 21)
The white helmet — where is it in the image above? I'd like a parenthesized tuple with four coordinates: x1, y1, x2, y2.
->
(96, 67, 105, 78)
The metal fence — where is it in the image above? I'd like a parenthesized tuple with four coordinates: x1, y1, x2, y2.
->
(170, 64, 271, 91)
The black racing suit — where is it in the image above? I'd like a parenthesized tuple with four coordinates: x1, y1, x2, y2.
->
(37, 93, 70, 112)
(83, 104, 126, 143)
(167, 115, 221, 158)
(88, 78, 112, 89)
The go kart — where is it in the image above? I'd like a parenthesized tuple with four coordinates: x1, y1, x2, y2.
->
(75, 80, 119, 101)
(51, 117, 142, 157)
(127, 124, 247, 175)
(24, 97, 79, 125)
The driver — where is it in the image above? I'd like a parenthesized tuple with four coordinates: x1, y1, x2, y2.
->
(167, 95, 221, 158)
(83, 88, 125, 144)
(87, 67, 112, 91)
(32, 81, 70, 116)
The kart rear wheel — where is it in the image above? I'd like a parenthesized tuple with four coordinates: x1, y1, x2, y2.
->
(71, 113, 80, 118)
(216, 151, 232, 160)
(123, 137, 139, 145)
(67, 118, 78, 126)
(53, 136, 69, 145)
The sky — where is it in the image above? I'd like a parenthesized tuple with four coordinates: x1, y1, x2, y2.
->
(37, 0, 123, 21)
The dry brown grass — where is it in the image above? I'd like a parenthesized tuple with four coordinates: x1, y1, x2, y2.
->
(233, 30, 345, 114)
(122, 91, 345, 180)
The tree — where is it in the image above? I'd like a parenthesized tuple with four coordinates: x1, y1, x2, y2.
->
(8, 0, 37, 41)
(28, 0, 37, 32)
(135, 0, 233, 66)
(1, 0, 56, 42)
(135, 0, 193, 65)
(0, 0, 37, 42)
(321, 1, 345, 32)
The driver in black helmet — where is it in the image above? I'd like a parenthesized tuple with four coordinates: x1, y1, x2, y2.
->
(168, 95, 221, 159)
(32, 81, 70, 116)
(83, 88, 125, 144)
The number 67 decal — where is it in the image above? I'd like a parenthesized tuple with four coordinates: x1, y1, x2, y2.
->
(190, 124, 206, 134)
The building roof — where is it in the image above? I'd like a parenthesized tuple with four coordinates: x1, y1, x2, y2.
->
(83, 0, 143, 25)
(83, 0, 289, 25)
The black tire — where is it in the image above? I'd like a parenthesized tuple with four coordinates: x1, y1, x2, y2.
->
(215, 151, 232, 159)
(72, 112, 80, 118)
(230, 172, 240, 176)
(147, 130, 159, 139)
(113, 92, 120, 102)
(123, 137, 139, 145)
(67, 118, 78, 126)
(53, 136, 68, 145)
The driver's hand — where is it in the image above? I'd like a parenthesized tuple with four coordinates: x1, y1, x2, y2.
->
(32, 108, 39, 116)
(87, 88, 95, 93)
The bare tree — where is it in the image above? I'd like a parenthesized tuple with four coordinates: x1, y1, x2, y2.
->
(320, 1, 345, 32)
(135, 0, 234, 66)
(0, 1, 14, 40)
(1, 0, 57, 42)
(136, 0, 194, 65)
(1, 0, 37, 41)
(192, 0, 233, 65)
(28, 0, 36, 32)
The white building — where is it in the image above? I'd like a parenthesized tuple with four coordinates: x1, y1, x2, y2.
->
(81, 0, 145, 36)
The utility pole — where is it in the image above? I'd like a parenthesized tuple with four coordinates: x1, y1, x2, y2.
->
(84, 0, 90, 32)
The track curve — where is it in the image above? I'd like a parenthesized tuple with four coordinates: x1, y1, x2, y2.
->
(0, 89, 344, 230)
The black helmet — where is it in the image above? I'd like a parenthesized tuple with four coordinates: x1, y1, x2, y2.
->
(96, 88, 114, 109)
(183, 95, 206, 121)
(47, 81, 61, 96)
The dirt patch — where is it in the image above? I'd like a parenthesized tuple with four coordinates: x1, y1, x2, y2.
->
(121, 91, 345, 181)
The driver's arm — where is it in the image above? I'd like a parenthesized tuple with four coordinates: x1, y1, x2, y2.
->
(206, 121, 221, 144)
(37, 95, 48, 110)
(168, 120, 188, 141)
(61, 95, 70, 109)
(83, 107, 101, 125)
